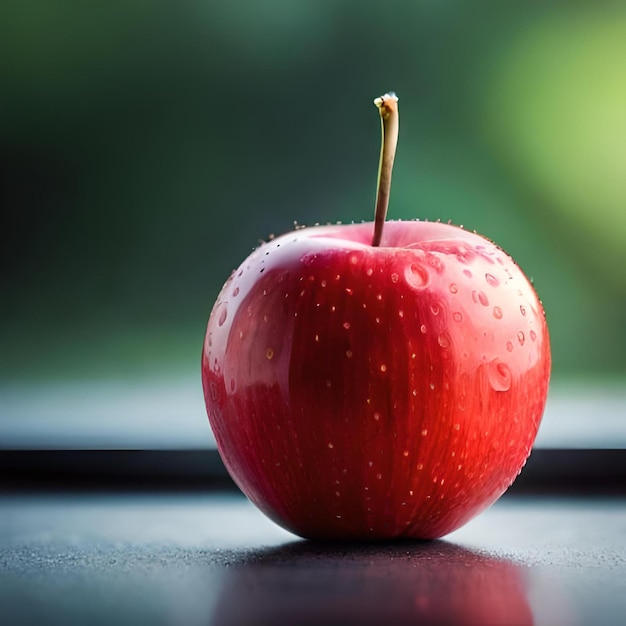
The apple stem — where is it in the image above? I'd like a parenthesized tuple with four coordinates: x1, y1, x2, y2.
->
(372, 92, 399, 247)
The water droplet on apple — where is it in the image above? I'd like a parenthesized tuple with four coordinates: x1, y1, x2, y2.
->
(530, 330, 537, 342)
(449, 283, 458, 293)
(430, 303, 440, 316)
(380, 364, 387, 373)
(420, 324, 427, 334)
(345, 287, 354, 295)
(506, 341, 514, 352)
(265, 348, 274, 360)
(366, 268, 374, 276)
(426, 253, 444, 272)
(453, 312, 463, 322)
(453, 242, 479, 263)
(463, 269, 472, 278)
(478, 291, 489, 306)
(218, 306, 228, 326)
(520, 305, 527, 316)
(208, 381, 219, 402)
(487, 359, 512, 391)
(345, 350, 353, 358)
(405, 263, 428, 289)
(485, 273, 499, 287)
(233, 287, 240, 297)
(438, 334, 450, 349)
(518, 331, 525, 345)
(493, 306, 503, 319)
(343, 322, 351, 330)
(391, 272, 399, 283)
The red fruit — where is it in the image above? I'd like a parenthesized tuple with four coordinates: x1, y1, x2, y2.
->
(201, 93, 550, 539)
(202, 220, 550, 539)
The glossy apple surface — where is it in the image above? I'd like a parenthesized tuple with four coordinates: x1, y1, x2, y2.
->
(201, 220, 550, 539)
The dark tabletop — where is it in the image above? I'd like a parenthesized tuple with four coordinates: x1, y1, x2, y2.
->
(1, 492, 625, 625)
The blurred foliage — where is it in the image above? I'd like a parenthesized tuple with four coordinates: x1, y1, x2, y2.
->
(1, 0, 625, 381)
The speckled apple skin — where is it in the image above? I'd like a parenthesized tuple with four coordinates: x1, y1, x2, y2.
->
(202, 221, 551, 540)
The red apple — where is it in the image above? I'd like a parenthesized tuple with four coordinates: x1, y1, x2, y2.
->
(201, 94, 550, 540)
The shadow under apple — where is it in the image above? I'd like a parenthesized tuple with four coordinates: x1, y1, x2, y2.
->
(211, 539, 533, 625)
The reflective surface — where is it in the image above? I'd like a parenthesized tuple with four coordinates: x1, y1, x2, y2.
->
(1, 493, 624, 625)
(213, 541, 533, 625)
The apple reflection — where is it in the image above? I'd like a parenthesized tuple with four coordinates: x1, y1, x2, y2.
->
(212, 540, 533, 625)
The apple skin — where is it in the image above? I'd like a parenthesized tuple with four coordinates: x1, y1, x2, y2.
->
(202, 220, 550, 540)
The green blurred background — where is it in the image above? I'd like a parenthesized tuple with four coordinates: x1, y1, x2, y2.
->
(2, 0, 625, 387)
